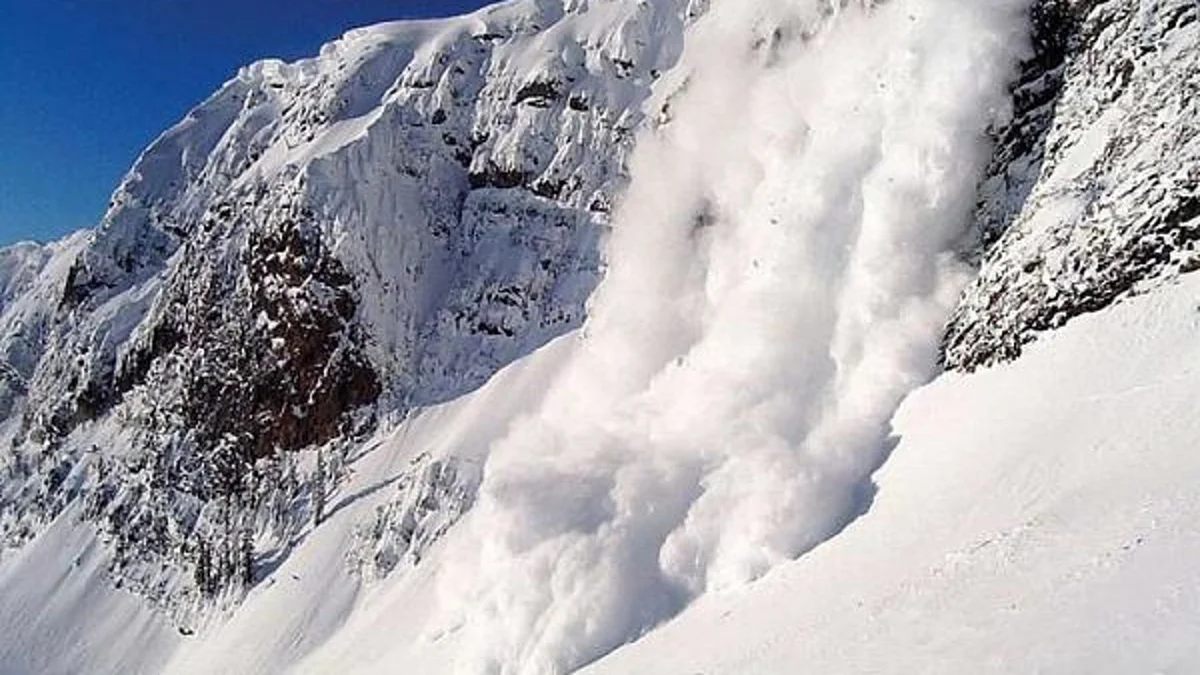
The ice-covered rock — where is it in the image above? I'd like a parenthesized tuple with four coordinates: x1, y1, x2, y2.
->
(945, 0, 1200, 369)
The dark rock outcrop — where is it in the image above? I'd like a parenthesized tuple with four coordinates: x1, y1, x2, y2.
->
(944, 0, 1200, 370)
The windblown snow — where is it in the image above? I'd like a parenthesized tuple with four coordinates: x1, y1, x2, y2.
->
(425, 1, 1030, 672)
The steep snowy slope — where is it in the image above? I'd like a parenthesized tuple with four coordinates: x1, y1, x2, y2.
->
(1, 0, 1198, 673)
(2, 0, 699, 618)
(582, 268, 1200, 675)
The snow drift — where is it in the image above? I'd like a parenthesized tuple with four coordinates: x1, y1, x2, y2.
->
(428, 1, 1032, 672)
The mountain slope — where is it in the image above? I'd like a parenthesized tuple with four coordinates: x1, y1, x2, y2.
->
(3, 0, 695, 618)
(1, 0, 1198, 673)
(582, 266, 1200, 675)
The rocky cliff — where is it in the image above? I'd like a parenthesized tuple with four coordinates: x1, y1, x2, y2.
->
(945, 0, 1199, 369)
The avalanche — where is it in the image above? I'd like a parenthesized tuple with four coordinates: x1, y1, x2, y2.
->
(5, 0, 1200, 673)
(422, 1, 1031, 672)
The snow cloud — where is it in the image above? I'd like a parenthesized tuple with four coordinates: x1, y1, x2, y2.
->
(436, 0, 1031, 672)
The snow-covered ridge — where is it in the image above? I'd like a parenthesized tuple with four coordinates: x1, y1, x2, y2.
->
(2, 0, 701, 622)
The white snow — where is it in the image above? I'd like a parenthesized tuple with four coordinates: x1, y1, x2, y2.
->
(5, 0, 1200, 674)
(162, 334, 576, 674)
(411, 1, 1031, 672)
(0, 503, 180, 675)
(580, 270, 1200, 675)
(9, 258, 1200, 675)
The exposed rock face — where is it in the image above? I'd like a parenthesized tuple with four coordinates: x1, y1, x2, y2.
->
(121, 194, 379, 463)
(347, 453, 479, 581)
(944, 0, 1200, 370)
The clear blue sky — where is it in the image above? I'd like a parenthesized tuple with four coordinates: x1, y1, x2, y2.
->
(0, 0, 493, 246)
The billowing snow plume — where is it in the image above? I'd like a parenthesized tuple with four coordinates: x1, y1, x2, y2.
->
(434, 0, 1031, 672)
